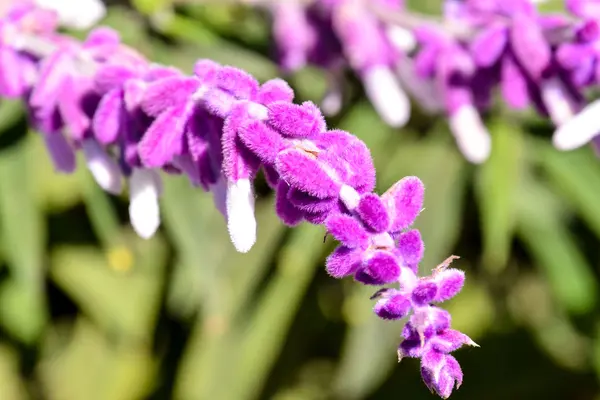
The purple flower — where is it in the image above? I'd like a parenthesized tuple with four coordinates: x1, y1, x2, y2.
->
(414, 27, 491, 164)
(0, 3, 477, 398)
(369, 247, 472, 399)
(398, 306, 476, 399)
(329, 0, 410, 127)
(324, 176, 423, 284)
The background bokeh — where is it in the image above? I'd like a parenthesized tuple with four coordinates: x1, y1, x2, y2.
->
(0, 0, 599, 399)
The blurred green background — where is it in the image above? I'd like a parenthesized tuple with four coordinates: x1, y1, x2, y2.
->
(0, 1, 600, 399)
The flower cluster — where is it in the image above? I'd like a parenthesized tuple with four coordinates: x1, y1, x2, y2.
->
(268, 0, 412, 127)
(326, 178, 476, 398)
(0, 2, 475, 398)
(266, 0, 600, 162)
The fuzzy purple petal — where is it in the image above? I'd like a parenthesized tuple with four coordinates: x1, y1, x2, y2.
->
(428, 308, 452, 332)
(317, 130, 375, 191)
(84, 27, 121, 48)
(324, 213, 369, 248)
(30, 50, 70, 108)
(421, 351, 458, 399)
(0, 48, 24, 97)
(509, 14, 550, 79)
(43, 132, 76, 173)
(57, 76, 92, 140)
(93, 88, 124, 144)
(444, 355, 464, 388)
(434, 268, 465, 302)
(193, 59, 221, 83)
(238, 120, 288, 164)
(398, 337, 425, 359)
(216, 66, 259, 100)
(412, 281, 438, 306)
(267, 101, 325, 138)
(470, 24, 508, 67)
(288, 189, 337, 213)
(374, 292, 412, 320)
(222, 104, 261, 181)
(94, 64, 138, 93)
(326, 245, 362, 278)
(414, 45, 440, 78)
(258, 78, 295, 104)
(275, 150, 341, 198)
(397, 229, 424, 271)
(356, 251, 401, 285)
(138, 106, 189, 167)
(141, 77, 200, 117)
(431, 329, 474, 353)
(500, 52, 530, 109)
(145, 65, 181, 81)
(383, 176, 424, 232)
(304, 210, 331, 225)
(357, 193, 390, 233)
(276, 181, 304, 226)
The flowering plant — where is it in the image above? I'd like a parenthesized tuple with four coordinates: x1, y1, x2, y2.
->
(265, 0, 600, 163)
(0, 1, 476, 398)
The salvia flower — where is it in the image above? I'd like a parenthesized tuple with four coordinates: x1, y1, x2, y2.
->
(268, 0, 411, 128)
(0, 3, 475, 398)
(262, 0, 600, 162)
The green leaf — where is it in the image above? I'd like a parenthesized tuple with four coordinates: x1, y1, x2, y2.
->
(538, 142, 600, 241)
(0, 343, 27, 400)
(537, 0, 566, 13)
(0, 136, 47, 342)
(150, 12, 220, 46)
(161, 175, 230, 317)
(39, 319, 156, 400)
(50, 239, 167, 341)
(444, 277, 495, 341)
(593, 321, 600, 381)
(0, 99, 24, 132)
(332, 285, 400, 400)
(174, 199, 287, 400)
(290, 67, 328, 105)
(131, 0, 172, 15)
(225, 224, 325, 400)
(475, 119, 524, 272)
(516, 176, 598, 315)
(508, 273, 589, 370)
(79, 168, 123, 249)
(226, 199, 289, 318)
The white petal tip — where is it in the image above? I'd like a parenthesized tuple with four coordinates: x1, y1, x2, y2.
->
(449, 106, 491, 164)
(96, 173, 123, 195)
(226, 179, 257, 253)
(131, 215, 159, 239)
(551, 100, 600, 151)
(35, 0, 106, 29)
(82, 139, 123, 195)
(129, 169, 162, 239)
(386, 25, 417, 53)
(362, 66, 411, 128)
(463, 139, 491, 164)
(541, 78, 579, 127)
(552, 128, 581, 151)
